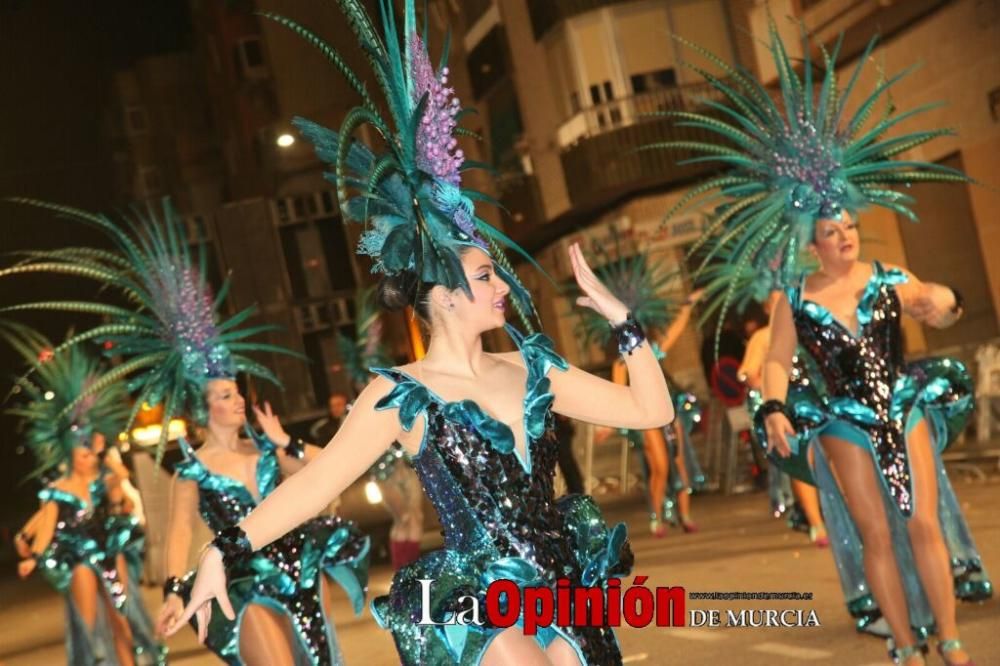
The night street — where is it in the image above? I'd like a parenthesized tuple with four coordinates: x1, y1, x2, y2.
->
(2, 477, 997, 666)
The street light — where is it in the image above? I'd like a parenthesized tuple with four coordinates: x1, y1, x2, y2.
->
(276, 133, 295, 148)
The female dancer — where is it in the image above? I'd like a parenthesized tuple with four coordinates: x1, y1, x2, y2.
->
(338, 287, 424, 569)
(654, 20, 991, 665)
(739, 292, 828, 547)
(0, 202, 371, 665)
(594, 250, 703, 535)
(168, 3, 672, 664)
(159, 391, 371, 665)
(5, 334, 163, 665)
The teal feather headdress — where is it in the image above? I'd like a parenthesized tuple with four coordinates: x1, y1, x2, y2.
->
(0, 198, 302, 460)
(643, 19, 971, 329)
(3, 327, 129, 480)
(335, 286, 392, 392)
(577, 236, 680, 347)
(264, 0, 543, 331)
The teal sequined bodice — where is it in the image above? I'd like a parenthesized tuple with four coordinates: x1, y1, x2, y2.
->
(370, 327, 633, 665)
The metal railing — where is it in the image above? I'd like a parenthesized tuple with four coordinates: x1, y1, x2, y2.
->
(556, 81, 726, 148)
(558, 84, 729, 210)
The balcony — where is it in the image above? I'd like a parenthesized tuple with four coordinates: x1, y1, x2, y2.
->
(526, 0, 636, 40)
(557, 82, 728, 212)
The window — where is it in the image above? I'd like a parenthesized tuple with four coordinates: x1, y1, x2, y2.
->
(235, 36, 268, 80)
(466, 25, 507, 99)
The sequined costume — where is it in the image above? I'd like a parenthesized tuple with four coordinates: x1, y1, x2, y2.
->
(173, 433, 370, 665)
(36, 477, 163, 665)
(755, 262, 992, 636)
(369, 328, 633, 665)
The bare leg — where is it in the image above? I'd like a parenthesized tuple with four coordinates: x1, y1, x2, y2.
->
(791, 480, 827, 535)
(103, 556, 136, 666)
(239, 604, 297, 666)
(672, 422, 694, 526)
(642, 429, 668, 532)
(482, 627, 552, 666)
(545, 636, 583, 666)
(69, 565, 99, 630)
(820, 435, 920, 663)
(906, 418, 970, 663)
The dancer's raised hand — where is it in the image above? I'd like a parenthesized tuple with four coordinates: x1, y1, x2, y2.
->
(568, 242, 629, 324)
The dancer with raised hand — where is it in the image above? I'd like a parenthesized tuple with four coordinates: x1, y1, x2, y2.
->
(579, 245, 703, 535)
(166, 2, 674, 663)
(652, 18, 992, 665)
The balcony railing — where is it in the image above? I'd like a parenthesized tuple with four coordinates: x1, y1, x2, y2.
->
(527, 0, 636, 40)
(556, 81, 726, 149)
(557, 82, 730, 211)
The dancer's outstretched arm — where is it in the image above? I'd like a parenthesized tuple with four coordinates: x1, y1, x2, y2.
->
(886, 264, 963, 329)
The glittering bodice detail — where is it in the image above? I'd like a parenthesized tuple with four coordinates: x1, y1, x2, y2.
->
(371, 328, 573, 575)
(789, 261, 914, 513)
(370, 330, 631, 665)
(38, 479, 127, 606)
(176, 434, 278, 531)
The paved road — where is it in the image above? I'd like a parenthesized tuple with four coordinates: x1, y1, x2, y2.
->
(2, 478, 997, 665)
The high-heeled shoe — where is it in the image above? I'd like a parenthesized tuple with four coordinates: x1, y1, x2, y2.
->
(890, 643, 926, 665)
(936, 639, 974, 666)
(809, 526, 829, 548)
(649, 518, 667, 538)
(680, 519, 698, 533)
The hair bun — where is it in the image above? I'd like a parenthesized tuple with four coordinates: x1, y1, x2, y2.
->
(377, 271, 418, 311)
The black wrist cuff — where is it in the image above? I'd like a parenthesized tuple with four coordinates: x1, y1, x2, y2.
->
(759, 399, 787, 419)
(612, 313, 646, 356)
(162, 575, 184, 599)
(212, 525, 253, 571)
(285, 437, 306, 459)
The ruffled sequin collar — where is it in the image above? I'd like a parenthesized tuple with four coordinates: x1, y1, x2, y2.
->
(176, 429, 279, 504)
(790, 261, 908, 338)
(371, 325, 569, 473)
(38, 477, 104, 514)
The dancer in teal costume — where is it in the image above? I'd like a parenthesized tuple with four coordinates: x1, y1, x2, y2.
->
(4, 330, 164, 666)
(655, 16, 993, 665)
(168, 3, 676, 664)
